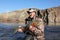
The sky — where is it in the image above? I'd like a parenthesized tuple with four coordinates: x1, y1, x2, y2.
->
(0, 0, 60, 13)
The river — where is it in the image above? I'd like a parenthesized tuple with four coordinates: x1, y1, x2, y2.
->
(0, 23, 60, 40)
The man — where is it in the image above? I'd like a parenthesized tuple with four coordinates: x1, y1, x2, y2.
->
(25, 8, 44, 40)
(25, 8, 36, 40)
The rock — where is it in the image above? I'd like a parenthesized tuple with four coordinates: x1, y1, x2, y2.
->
(41, 6, 60, 25)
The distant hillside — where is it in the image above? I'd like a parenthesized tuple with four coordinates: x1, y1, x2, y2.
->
(0, 6, 60, 25)
(41, 6, 60, 25)
(0, 8, 38, 23)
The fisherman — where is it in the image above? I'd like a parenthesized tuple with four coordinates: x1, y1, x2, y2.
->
(25, 8, 44, 40)
(25, 8, 36, 40)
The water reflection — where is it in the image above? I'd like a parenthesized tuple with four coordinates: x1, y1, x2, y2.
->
(45, 25, 60, 40)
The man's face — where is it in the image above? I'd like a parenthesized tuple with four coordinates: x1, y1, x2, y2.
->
(29, 12, 36, 17)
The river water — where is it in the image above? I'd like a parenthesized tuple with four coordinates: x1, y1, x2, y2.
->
(0, 23, 60, 40)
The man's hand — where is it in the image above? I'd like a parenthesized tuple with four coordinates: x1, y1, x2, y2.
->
(29, 25, 36, 32)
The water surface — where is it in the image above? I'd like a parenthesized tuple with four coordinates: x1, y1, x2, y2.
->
(0, 23, 60, 40)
